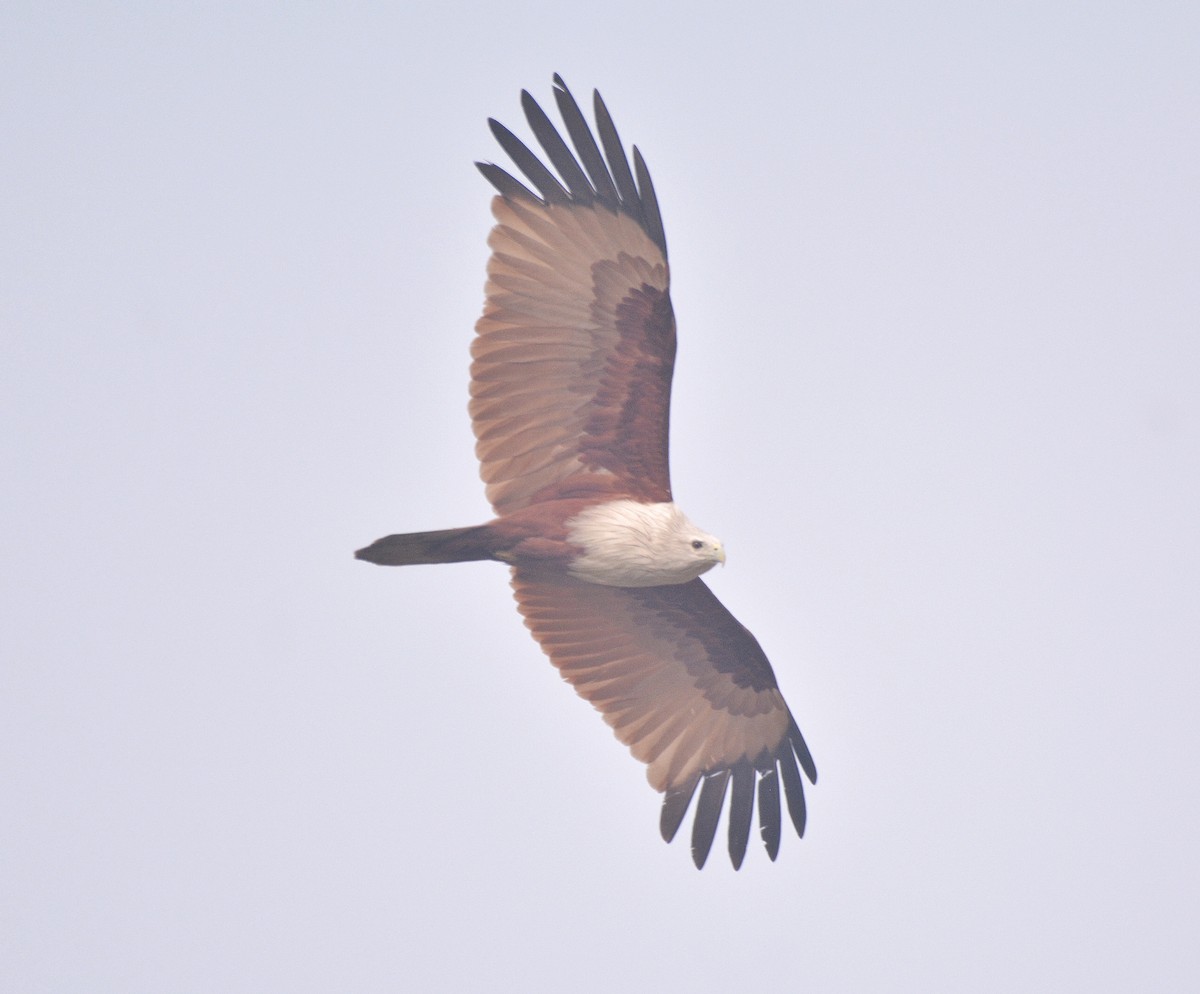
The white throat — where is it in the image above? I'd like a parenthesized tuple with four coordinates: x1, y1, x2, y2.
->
(565, 500, 724, 588)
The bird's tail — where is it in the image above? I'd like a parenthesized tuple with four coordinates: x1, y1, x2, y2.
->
(355, 525, 497, 566)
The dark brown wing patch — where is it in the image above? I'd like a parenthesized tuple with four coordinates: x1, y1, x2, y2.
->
(575, 270, 675, 494)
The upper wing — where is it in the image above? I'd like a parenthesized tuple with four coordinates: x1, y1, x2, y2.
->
(512, 567, 817, 869)
(471, 76, 676, 516)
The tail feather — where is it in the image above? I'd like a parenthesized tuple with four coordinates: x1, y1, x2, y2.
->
(355, 525, 497, 566)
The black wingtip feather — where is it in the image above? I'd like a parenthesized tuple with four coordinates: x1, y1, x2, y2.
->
(660, 776, 698, 843)
(690, 770, 730, 869)
(475, 161, 537, 202)
(593, 89, 642, 220)
(663, 746, 811, 868)
(727, 763, 755, 870)
(632, 145, 666, 256)
(778, 746, 809, 838)
(486, 118, 570, 205)
(790, 718, 818, 784)
(521, 89, 594, 204)
(551, 76, 619, 206)
(483, 76, 668, 256)
(757, 766, 782, 861)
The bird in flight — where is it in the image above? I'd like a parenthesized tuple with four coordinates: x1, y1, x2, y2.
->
(357, 75, 816, 868)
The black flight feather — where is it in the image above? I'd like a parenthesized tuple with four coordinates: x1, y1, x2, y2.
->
(791, 717, 818, 784)
(551, 74, 620, 207)
(475, 160, 537, 202)
(486, 119, 570, 205)
(632, 145, 667, 257)
(727, 762, 755, 870)
(593, 89, 642, 223)
(660, 774, 698, 843)
(690, 769, 730, 869)
(757, 765, 782, 861)
(480, 75, 669, 258)
(521, 89, 594, 204)
(778, 745, 809, 838)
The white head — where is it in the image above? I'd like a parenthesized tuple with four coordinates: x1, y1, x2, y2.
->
(566, 500, 726, 587)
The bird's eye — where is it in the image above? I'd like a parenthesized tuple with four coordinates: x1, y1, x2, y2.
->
(691, 540, 704, 550)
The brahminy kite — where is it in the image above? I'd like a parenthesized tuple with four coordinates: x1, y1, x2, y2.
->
(357, 75, 817, 868)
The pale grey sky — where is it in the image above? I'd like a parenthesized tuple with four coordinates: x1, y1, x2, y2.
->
(4, 2, 1199, 991)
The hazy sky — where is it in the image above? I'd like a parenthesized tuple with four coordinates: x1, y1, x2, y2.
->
(4, 2, 1198, 991)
